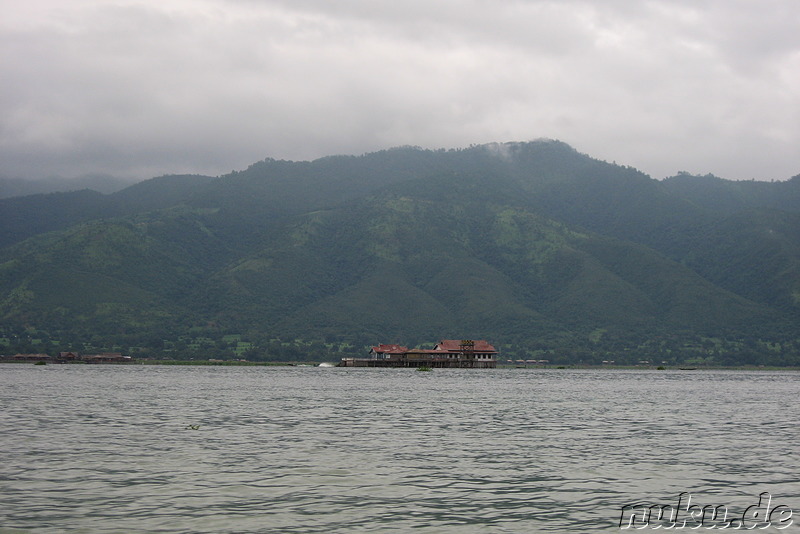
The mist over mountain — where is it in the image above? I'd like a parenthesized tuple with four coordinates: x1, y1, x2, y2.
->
(1, 141, 799, 365)
(0, 174, 137, 199)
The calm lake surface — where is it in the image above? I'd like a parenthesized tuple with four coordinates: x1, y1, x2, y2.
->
(1, 365, 798, 533)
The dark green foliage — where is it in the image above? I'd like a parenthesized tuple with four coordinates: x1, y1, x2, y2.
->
(0, 174, 132, 199)
(0, 190, 112, 248)
(662, 172, 800, 213)
(1, 141, 799, 364)
(111, 174, 215, 212)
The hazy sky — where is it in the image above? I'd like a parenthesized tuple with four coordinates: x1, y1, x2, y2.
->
(2, 0, 798, 182)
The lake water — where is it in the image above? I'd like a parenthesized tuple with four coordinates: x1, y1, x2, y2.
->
(1, 365, 798, 533)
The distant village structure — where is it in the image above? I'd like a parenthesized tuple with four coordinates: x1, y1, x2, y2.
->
(338, 339, 498, 368)
(1, 352, 132, 364)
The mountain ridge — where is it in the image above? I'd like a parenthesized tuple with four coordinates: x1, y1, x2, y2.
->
(1, 141, 798, 364)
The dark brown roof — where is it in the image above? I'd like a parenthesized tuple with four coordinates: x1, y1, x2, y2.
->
(435, 340, 497, 353)
(370, 344, 409, 354)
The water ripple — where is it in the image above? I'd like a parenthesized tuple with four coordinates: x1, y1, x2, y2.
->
(1, 366, 798, 532)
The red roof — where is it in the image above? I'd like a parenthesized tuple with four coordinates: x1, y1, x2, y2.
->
(434, 340, 497, 353)
(370, 344, 409, 354)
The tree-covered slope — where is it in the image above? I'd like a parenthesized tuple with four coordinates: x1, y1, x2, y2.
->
(178, 170, 780, 350)
(662, 173, 800, 213)
(0, 190, 112, 249)
(1, 141, 798, 363)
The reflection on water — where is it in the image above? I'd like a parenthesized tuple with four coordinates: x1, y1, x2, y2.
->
(1, 365, 798, 532)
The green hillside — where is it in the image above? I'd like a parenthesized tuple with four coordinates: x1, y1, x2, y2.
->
(1, 141, 799, 365)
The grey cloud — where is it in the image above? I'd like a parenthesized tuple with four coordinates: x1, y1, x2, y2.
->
(1, 0, 798, 182)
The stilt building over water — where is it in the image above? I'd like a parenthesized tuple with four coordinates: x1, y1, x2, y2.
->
(338, 339, 497, 368)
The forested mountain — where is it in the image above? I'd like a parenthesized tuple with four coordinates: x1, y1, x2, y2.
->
(0, 174, 133, 199)
(1, 141, 799, 365)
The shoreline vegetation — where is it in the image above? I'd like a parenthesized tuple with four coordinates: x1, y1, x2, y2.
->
(2, 358, 797, 371)
(3, 333, 797, 369)
(2, 143, 800, 369)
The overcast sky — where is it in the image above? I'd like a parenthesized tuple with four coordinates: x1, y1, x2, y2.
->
(2, 0, 798, 182)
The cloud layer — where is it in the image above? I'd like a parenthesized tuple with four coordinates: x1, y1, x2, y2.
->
(2, 0, 799, 181)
